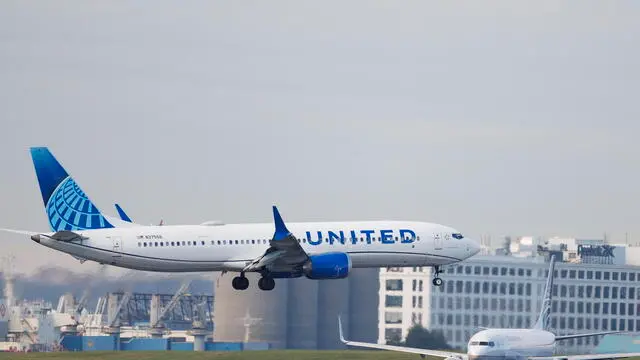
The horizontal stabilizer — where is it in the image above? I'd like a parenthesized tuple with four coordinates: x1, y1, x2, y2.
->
(0, 228, 38, 236)
(530, 352, 640, 360)
(46, 230, 85, 242)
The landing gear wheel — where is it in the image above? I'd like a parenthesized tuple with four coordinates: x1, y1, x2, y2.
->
(432, 265, 444, 287)
(232, 275, 249, 290)
(258, 276, 275, 291)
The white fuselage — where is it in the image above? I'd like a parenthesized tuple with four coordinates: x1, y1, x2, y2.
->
(467, 329, 556, 360)
(34, 220, 478, 273)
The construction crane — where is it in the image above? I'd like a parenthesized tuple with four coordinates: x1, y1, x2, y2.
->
(149, 280, 191, 338)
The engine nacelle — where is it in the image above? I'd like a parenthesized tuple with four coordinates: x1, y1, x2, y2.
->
(302, 252, 352, 280)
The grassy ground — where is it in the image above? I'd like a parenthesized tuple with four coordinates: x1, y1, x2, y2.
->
(0, 350, 430, 360)
(2, 350, 639, 360)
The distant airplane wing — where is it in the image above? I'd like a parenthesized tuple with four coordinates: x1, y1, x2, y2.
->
(338, 316, 467, 360)
(530, 353, 640, 360)
(555, 331, 620, 341)
(242, 206, 309, 275)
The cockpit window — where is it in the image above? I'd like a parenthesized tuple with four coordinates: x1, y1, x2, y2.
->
(452, 233, 464, 239)
(470, 341, 495, 347)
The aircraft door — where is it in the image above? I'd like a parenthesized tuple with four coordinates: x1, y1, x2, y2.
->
(111, 236, 122, 258)
(434, 233, 443, 250)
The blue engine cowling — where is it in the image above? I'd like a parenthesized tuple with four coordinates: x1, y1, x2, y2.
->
(302, 252, 352, 280)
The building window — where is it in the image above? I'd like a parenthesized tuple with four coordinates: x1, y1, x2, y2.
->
(386, 279, 403, 291)
(385, 329, 402, 343)
(578, 270, 585, 279)
(569, 270, 576, 279)
(385, 312, 402, 324)
(613, 272, 619, 281)
(622, 272, 627, 281)
(385, 295, 403, 307)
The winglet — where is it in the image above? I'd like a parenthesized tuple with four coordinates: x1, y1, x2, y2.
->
(114, 204, 133, 223)
(338, 315, 346, 343)
(272, 206, 290, 240)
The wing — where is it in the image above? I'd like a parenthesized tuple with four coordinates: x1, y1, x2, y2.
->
(530, 353, 640, 360)
(338, 316, 466, 360)
(555, 331, 620, 341)
(242, 206, 309, 274)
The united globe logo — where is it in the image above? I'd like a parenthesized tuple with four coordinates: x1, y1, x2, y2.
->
(45, 177, 113, 231)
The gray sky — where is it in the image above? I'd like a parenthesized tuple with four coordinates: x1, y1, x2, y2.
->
(1, 1, 639, 275)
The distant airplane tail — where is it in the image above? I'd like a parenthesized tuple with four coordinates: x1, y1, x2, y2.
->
(30, 147, 115, 232)
(532, 255, 556, 331)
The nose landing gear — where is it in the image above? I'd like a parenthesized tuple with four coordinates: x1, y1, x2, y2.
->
(432, 266, 445, 287)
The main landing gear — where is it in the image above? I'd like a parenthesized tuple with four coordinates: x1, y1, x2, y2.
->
(231, 273, 275, 291)
(258, 276, 275, 291)
(432, 266, 444, 287)
(232, 273, 249, 290)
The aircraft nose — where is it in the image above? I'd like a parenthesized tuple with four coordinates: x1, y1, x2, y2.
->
(467, 238, 481, 257)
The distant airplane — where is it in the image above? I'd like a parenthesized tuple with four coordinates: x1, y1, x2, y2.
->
(338, 255, 640, 360)
(1, 147, 481, 291)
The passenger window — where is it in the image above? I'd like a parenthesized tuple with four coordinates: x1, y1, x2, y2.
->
(143, 242, 147, 247)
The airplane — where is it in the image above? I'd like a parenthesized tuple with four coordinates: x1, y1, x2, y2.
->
(338, 255, 640, 360)
(0, 147, 481, 291)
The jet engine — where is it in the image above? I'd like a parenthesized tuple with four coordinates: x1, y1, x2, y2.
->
(302, 252, 352, 279)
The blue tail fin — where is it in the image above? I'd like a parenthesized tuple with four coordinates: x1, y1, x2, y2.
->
(30, 147, 114, 232)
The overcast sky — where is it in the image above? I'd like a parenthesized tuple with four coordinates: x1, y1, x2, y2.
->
(1, 1, 639, 275)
